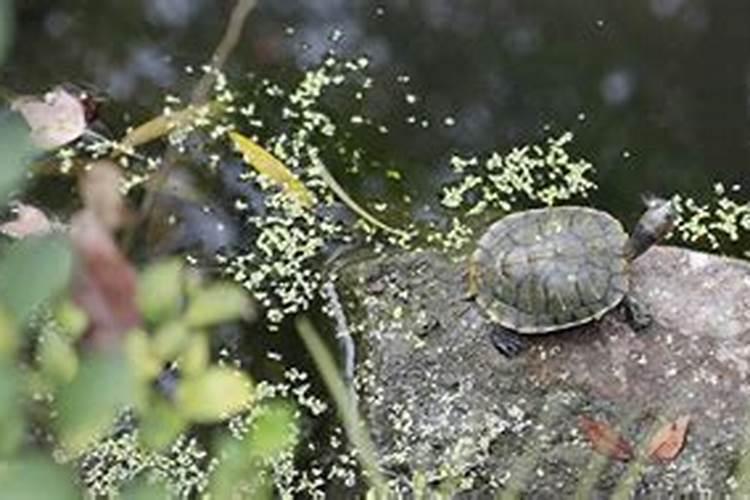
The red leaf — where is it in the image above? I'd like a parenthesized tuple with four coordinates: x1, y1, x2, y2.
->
(70, 211, 140, 349)
(12, 87, 87, 149)
(579, 415, 633, 461)
(646, 415, 690, 462)
(0, 203, 52, 238)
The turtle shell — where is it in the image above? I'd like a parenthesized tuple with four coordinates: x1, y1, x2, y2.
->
(470, 206, 629, 335)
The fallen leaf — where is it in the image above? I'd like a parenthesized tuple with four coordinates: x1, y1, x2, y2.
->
(646, 415, 690, 462)
(0, 203, 52, 238)
(119, 103, 219, 150)
(314, 160, 411, 239)
(12, 87, 87, 149)
(228, 131, 315, 208)
(70, 211, 140, 349)
(579, 416, 633, 461)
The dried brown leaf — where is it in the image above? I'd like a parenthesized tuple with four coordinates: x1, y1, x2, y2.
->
(12, 87, 87, 149)
(0, 203, 52, 238)
(579, 415, 633, 461)
(646, 415, 690, 462)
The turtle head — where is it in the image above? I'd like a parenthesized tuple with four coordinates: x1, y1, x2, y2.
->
(624, 197, 676, 260)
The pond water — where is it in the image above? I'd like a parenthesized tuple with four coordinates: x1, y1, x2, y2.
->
(6, 0, 750, 496)
(10, 0, 750, 226)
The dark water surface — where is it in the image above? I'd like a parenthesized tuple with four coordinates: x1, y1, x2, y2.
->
(4, 0, 750, 493)
(8, 0, 750, 227)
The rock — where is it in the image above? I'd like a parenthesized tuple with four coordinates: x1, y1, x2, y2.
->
(341, 246, 750, 497)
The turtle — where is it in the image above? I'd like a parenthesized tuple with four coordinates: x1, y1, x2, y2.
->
(468, 197, 676, 357)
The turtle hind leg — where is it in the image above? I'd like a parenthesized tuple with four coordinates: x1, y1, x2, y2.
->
(489, 326, 527, 358)
(622, 295, 652, 331)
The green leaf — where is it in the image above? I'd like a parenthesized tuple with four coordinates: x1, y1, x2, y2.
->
(0, 113, 37, 203)
(54, 300, 88, 341)
(56, 353, 134, 455)
(0, 305, 18, 359)
(179, 333, 209, 376)
(211, 436, 271, 500)
(0, 455, 78, 500)
(184, 283, 252, 328)
(314, 151, 411, 239)
(0, 363, 23, 457)
(246, 401, 298, 460)
(0, 235, 72, 323)
(229, 130, 315, 208)
(139, 398, 186, 451)
(125, 329, 162, 382)
(137, 258, 184, 324)
(296, 316, 388, 496)
(121, 480, 169, 500)
(38, 329, 78, 385)
(211, 436, 272, 500)
(152, 320, 190, 361)
(175, 368, 253, 423)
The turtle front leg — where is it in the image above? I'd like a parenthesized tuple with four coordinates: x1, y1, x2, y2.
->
(622, 294, 652, 331)
(489, 326, 527, 358)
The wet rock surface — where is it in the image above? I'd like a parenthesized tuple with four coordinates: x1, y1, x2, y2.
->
(341, 246, 750, 497)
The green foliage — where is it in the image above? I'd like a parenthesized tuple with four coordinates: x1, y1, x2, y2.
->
(54, 300, 88, 341)
(245, 400, 298, 461)
(0, 5, 298, 498)
(0, 305, 17, 359)
(125, 328, 161, 382)
(0, 235, 72, 323)
(296, 316, 388, 497)
(175, 367, 253, 423)
(152, 320, 190, 360)
(38, 328, 78, 385)
(0, 113, 36, 204)
(184, 282, 253, 328)
(179, 333, 209, 376)
(120, 481, 169, 500)
(138, 398, 187, 451)
(56, 353, 135, 455)
(0, 455, 79, 500)
(0, 362, 22, 457)
(210, 401, 298, 500)
(137, 258, 184, 324)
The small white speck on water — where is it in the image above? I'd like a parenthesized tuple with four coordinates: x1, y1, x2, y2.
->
(622, 150, 631, 159)
(284, 26, 296, 36)
(443, 116, 456, 127)
(405, 93, 418, 104)
(577, 112, 587, 121)
(596, 19, 605, 28)
(329, 29, 344, 43)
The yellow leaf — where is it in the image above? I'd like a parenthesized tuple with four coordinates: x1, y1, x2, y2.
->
(175, 368, 253, 423)
(120, 104, 215, 150)
(228, 131, 315, 208)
